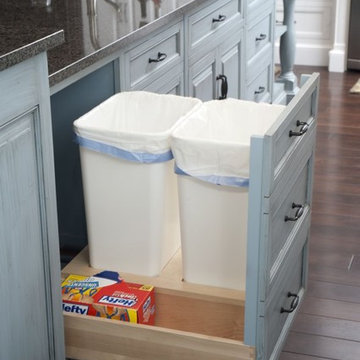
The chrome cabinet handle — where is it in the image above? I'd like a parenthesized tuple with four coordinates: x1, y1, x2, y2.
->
(254, 86, 265, 95)
(217, 74, 228, 100)
(289, 120, 309, 137)
(284, 203, 304, 222)
(281, 292, 300, 313)
(212, 14, 226, 23)
(256, 33, 267, 42)
(149, 52, 167, 63)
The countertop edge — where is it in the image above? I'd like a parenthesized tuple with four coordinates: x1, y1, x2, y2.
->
(0, 30, 65, 72)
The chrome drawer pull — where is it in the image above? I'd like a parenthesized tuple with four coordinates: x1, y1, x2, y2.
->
(216, 74, 228, 100)
(289, 120, 309, 137)
(212, 14, 227, 23)
(280, 292, 299, 313)
(254, 86, 265, 95)
(149, 52, 167, 63)
(256, 33, 267, 42)
(284, 203, 304, 222)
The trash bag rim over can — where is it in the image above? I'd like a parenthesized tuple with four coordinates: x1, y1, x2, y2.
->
(73, 91, 203, 164)
(171, 98, 285, 290)
(74, 91, 203, 276)
(171, 98, 285, 187)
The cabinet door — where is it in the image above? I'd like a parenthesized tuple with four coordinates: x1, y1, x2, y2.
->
(188, 50, 217, 101)
(0, 110, 51, 360)
(188, 28, 243, 101)
(264, 241, 308, 360)
(218, 31, 243, 99)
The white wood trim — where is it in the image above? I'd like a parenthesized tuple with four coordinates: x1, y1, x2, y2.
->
(328, 0, 351, 72)
(275, 42, 332, 66)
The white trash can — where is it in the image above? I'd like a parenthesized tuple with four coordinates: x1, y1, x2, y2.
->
(74, 91, 202, 276)
(171, 99, 285, 290)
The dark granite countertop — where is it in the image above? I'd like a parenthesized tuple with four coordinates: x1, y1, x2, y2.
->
(0, 29, 64, 71)
(1, 0, 206, 87)
(0, 0, 65, 72)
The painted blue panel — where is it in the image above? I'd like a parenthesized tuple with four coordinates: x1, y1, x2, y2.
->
(0, 111, 50, 359)
(50, 62, 116, 258)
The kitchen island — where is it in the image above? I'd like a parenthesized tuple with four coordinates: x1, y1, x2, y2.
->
(1, 2, 314, 360)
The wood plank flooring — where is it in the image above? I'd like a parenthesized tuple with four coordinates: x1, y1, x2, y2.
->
(280, 66, 360, 359)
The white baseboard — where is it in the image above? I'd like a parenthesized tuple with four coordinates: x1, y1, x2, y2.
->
(275, 43, 331, 66)
(328, 48, 347, 72)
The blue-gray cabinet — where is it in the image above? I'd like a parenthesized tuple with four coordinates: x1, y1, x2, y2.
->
(186, 0, 244, 100)
(0, 53, 64, 359)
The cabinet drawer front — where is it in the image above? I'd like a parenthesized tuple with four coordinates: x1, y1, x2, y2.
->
(269, 159, 310, 276)
(247, 0, 273, 20)
(65, 313, 254, 360)
(264, 73, 320, 195)
(63, 247, 254, 360)
(275, 96, 313, 165)
(246, 11, 272, 62)
(245, 63, 271, 102)
(189, 0, 242, 49)
(265, 150, 314, 297)
(126, 22, 182, 88)
(135, 64, 184, 95)
(264, 243, 307, 360)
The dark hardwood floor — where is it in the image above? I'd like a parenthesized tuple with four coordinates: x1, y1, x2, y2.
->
(280, 66, 360, 360)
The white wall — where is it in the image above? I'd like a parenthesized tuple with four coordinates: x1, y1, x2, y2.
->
(275, 0, 336, 67)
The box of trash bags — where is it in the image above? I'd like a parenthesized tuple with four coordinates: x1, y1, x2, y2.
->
(61, 271, 155, 325)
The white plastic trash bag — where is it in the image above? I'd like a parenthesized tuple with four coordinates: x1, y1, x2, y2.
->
(171, 99, 285, 187)
(73, 91, 202, 163)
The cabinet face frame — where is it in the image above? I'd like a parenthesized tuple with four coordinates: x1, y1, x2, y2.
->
(34, 53, 66, 360)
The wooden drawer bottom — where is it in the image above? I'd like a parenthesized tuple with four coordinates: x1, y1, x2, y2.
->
(62, 248, 254, 360)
